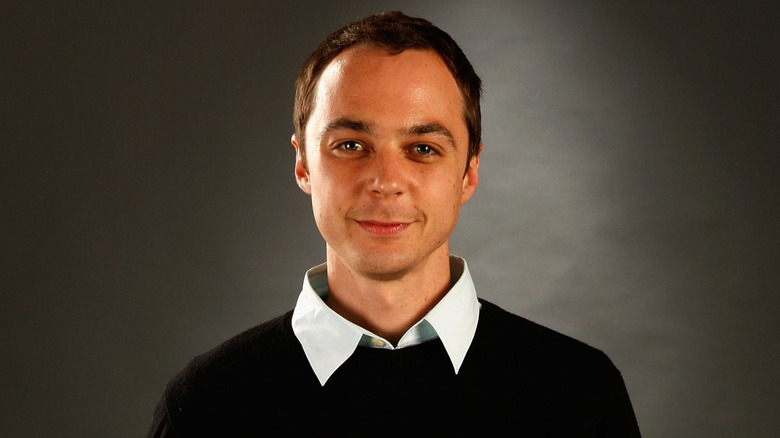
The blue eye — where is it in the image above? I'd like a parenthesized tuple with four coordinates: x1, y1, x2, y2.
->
(339, 141, 363, 151)
(413, 144, 435, 155)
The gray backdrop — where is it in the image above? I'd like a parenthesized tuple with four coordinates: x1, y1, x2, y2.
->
(3, 1, 778, 436)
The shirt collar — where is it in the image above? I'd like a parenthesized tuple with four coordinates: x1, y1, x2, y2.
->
(291, 256, 481, 386)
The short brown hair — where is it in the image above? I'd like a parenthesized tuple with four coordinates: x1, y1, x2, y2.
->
(293, 11, 482, 169)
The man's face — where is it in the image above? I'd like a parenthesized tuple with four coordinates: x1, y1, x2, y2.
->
(293, 45, 480, 280)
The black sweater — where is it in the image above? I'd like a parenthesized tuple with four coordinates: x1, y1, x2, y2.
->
(148, 300, 640, 437)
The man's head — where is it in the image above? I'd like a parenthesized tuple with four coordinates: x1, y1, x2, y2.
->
(293, 11, 482, 171)
(291, 12, 482, 280)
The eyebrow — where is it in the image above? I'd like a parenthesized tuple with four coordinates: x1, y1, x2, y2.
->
(403, 123, 457, 149)
(321, 118, 375, 138)
(321, 118, 457, 149)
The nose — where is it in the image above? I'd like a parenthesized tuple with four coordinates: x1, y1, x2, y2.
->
(367, 149, 407, 197)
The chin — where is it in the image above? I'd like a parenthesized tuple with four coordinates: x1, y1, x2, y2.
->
(347, 251, 419, 281)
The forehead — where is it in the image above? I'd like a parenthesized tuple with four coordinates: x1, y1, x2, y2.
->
(309, 45, 466, 137)
(317, 44, 456, 96)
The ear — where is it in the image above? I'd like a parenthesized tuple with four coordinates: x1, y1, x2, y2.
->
(460, 144, 482, 205)
(292, 134, 311, 195)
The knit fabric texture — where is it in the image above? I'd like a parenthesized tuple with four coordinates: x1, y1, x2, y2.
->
(147, 299, 640, 437)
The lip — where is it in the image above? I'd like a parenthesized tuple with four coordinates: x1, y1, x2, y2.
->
(356, 220, 411, 236)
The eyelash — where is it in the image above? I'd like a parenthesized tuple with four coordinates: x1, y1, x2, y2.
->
(411, 144, 437, 156)
(333, 141, 440, 158)
(337, 140, 364, 151)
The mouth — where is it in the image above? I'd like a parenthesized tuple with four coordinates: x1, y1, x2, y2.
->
(356, 220, 411, 236)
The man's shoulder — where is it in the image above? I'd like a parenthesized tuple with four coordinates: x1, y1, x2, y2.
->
(152, 310, 313, 435)
(169, 310, 302, 385)
(463, 299, 640, 435)
(474, 298, 618, 374)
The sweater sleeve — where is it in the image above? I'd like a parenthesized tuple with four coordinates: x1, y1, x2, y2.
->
(146, 394, 181, 438)
(597, 365, 642, 437)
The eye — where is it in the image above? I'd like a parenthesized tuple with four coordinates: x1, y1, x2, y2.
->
(338, 140, 364, 152)
(411, 144, 437, 156)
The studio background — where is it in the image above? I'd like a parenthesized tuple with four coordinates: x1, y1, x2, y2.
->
(3, 1, 778, 436)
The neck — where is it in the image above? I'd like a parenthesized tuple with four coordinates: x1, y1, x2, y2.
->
(325, 246, 452, 346)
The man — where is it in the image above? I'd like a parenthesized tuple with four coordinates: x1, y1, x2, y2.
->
(148, 11, 640, 437)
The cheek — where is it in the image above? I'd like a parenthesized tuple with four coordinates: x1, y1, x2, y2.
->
(426, 177, 465, 223)
(310, 176, 346, 220)
(447, 176, 465, 205)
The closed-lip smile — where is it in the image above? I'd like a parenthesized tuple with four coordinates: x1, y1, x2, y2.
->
(356, 220, 411, 236)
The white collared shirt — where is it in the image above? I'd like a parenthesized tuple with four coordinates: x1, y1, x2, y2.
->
(291, 256, 481, 386)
